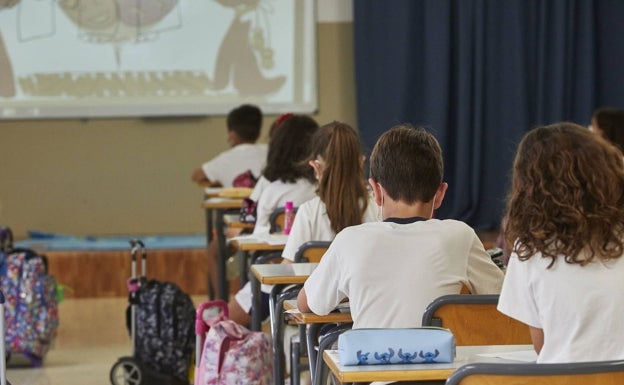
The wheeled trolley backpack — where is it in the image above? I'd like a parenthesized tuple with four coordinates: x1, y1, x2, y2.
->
(110, 239, 195, 385)
(0, 290, 13, 385)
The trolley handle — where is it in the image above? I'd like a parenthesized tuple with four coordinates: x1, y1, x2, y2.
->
(129, 239, 147, 279)
(0, 226, 13, 253)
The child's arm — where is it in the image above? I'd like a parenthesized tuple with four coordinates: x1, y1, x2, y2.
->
(296, 288, 312, 313)
(465, 234, 505, 294)
(192, 167, 210, 183)
(529, 327, 544, 354)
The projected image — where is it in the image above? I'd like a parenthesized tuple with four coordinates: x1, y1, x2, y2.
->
(0, 0, 316, 119)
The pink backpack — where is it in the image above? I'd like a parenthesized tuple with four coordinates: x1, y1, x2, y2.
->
(195, 301, 273, 385)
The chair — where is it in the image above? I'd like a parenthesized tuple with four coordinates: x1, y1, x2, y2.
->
(283, 241, 331, 385)
(269, 206, 298, 233)
(293, 240, 331, 263)
(446, 360, 624, 385)
(421, 294, 532, 345)
(239, 207, 300, 288)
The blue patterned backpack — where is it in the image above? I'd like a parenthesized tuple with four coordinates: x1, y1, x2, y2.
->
(0, 226, 59, 367)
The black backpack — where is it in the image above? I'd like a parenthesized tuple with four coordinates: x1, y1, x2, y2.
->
(128, 279, 195, 382)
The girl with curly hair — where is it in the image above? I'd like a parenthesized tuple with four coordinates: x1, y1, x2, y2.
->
(498, 122, 624, 363)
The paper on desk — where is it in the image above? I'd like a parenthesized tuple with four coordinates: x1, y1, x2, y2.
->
(204, 187, 223, 195)
(478, 349, 537, 362)
(228, 233, 288, 245)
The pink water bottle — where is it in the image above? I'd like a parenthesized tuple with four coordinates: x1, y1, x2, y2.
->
(283, 201, 294, 235)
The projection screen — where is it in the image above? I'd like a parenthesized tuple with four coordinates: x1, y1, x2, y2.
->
(0, 0, 317, 119)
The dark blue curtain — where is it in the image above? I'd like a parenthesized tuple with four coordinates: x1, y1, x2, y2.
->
(354, 0, 624, 229)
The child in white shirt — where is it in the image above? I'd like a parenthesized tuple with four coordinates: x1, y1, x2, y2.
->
(192, 104, 266, 187)
(498, 122, 624, 363)
(298, 125, 504, 329)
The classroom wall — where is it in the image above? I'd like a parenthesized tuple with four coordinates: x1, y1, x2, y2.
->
(0, 19, 356, 240)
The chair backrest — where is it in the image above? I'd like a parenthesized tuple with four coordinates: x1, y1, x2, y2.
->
(269, 207, 298, 233)
(293, 241, 331, 263)
(446, 360, 624, 385)
(421, 294, 532, 345)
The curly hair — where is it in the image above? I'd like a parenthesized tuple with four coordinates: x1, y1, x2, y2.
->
(505, 122, 624, 268)
(262, 114, 318, 183)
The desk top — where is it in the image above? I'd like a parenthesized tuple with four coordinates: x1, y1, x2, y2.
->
(223, 214, 255, 229)
(201, 197, 244, 209)
(324, 345, 535, 383)
(230, 234, 288, 251)
(250, 263, 318, 285)
(284, 299, 352, 324)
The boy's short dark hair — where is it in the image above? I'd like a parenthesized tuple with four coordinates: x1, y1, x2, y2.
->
(226, 104, 263, 142)
(369, 124, 443, 203)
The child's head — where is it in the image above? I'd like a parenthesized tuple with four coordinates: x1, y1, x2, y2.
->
(506, 122, 624, 267)
(369, 124, 444, 204)
(262, 114, 318, 183)
(308, 121, 368, 233)
(226, 104, 263, 144)
(591, 107, 624, 151)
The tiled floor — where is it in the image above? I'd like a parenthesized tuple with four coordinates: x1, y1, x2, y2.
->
(6, 296, 205, 385)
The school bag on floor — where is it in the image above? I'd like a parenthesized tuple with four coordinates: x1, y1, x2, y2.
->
(126, 240, 195, 385)
(195, 300, 273, 385)
(0, 226, 59, 367)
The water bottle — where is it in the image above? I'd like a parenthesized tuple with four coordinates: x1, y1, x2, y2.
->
(283, 201, 294, 235)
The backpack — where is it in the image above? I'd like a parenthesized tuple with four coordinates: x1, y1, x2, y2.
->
(195, 301, 273, 385)
(232, 170, 258, 188)
(0, 226, 58, 366)
(130, 279, 195, 382)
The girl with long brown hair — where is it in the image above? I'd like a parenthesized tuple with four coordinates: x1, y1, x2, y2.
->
(280, 121, 379, 261)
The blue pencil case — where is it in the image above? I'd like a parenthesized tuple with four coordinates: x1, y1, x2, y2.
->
(337, 327, 455, 365)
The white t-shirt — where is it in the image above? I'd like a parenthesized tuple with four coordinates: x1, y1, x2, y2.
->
(201, 143, 268, 188)
(498, 249, 624, 363)
(303, 218, 504, 329)
(282, 194, 380, 261)
(251, 178, 317, 235)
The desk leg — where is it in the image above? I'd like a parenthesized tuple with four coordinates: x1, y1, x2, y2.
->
(270, 284, 287, 385)
(204, 207, 215, 299)
(306, 323, 322, 385)
(238, 249, 249, 289)
(215, 208, 229, 301)
(250, 272, 262, 331)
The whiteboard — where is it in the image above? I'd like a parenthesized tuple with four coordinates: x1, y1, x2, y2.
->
(0, 0, 317, 119)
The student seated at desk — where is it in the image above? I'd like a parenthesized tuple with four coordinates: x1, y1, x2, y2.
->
(204, 114, 318, 297)
(297, 125, 504, 329)
(497, 123, 624, 363)
(227, 114, 320, 325)
(191, 104, 267, 187)
(281, 121, 380, 262)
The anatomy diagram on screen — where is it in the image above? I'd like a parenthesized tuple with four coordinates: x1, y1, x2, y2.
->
(0, 0, 287, 102)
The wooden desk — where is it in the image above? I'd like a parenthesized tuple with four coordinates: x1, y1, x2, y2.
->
(230, 235, 287, 301)
(201, 197, 244, 300)
(223, 213, 255, 230)
(249, 263, 318, 385)
(324, 345, 535, 384)
(249, 263, 317, 331)
(284, 300, 353, 385)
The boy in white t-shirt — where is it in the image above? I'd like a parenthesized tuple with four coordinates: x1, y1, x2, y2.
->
(191, 104, 267, 187)
(298, 125, 504, 329)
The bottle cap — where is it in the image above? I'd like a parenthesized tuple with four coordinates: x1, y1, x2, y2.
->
(285, 201, 293, 210)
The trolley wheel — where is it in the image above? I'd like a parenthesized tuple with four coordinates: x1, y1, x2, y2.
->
(110, 356, 143, 385)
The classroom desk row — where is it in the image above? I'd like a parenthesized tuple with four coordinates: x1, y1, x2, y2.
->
(250, 262, 537, 385)
(324, 344, 536, 384)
